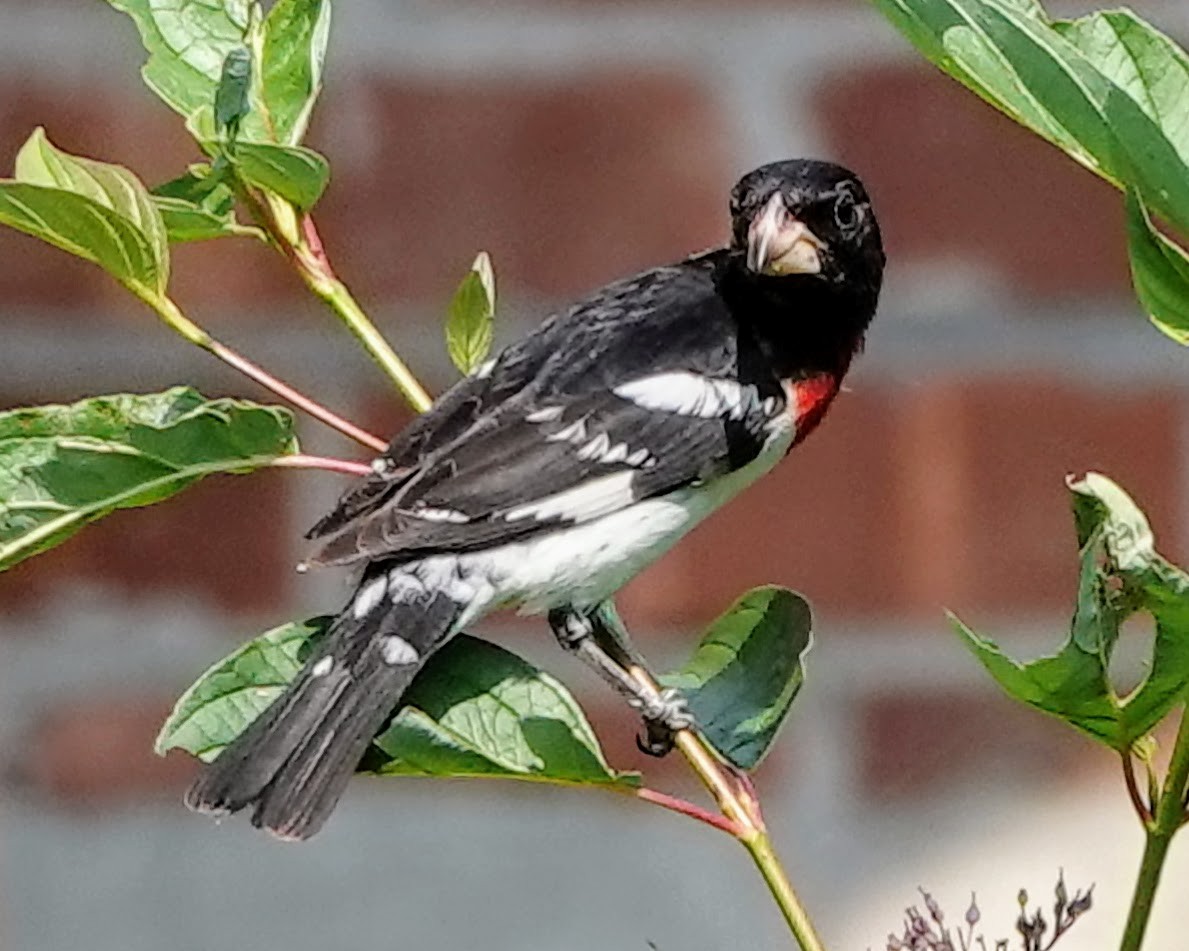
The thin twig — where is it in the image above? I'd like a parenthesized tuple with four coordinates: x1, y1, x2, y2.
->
(208, 339, 388, 452)
(271, 454, 373, 477)
(134, 292, 389, 453)
(635, 787, 746, 836)
(1122, 751, 1154, 825)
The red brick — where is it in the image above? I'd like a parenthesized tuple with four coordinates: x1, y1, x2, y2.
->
(314, 70, 732, 304)
(951, 376, 1183, 615)
(859, 689, 1097, 798)
(814, 63, 1130, 298)
(0, 468, 293, 616)
(19, 694, 198, 805)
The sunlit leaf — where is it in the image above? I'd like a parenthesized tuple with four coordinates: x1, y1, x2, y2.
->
(445, 252, 496, 376)
(0, 389, 296, 572)
(662, 586, 812, 770)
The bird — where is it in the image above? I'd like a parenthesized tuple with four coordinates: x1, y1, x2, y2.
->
(185, 158, 885, 840)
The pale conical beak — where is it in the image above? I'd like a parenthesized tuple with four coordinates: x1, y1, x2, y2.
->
(746, 192, 825, 276)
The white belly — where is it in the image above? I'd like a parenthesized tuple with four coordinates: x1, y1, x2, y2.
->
(454, 412, 794, 617)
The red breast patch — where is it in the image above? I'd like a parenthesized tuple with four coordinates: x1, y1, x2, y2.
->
(786, 374, 840, 446)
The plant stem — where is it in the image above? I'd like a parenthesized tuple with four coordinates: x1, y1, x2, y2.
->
(271, 454, 374, 477)
(142, 293, 388, 453)
(1122, 752, 1154, 824)
(276, 210, 433, 413)
(634, 787, 744, 836)
(626, 662, 826, 951)
(1120, 706, 1189, 951)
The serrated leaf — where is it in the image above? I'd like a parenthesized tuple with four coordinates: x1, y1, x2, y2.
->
(224, 142, 329, 210)
(445, 252, 496, 376)
(105, 0, 330, 146)
(158, 624, 637, 789)
(956, 472, 1189, 751)
(661, 586, 812, 771)
(0, 388, 296, 572)
(1125, 191, 1189, 345)
(7, 128, 169, 293)
(868, 1, 1189, 238)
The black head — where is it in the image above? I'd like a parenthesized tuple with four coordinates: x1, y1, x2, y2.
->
(729, 159, 884, 300)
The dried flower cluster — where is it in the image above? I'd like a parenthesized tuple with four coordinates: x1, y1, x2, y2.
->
(884, 873, 1092, 951)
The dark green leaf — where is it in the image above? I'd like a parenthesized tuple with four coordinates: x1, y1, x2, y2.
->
(157, 623, 637, 789)
(151, 166, 260, 242)
(8, 128, 169, 293)
(868, 1, 1189, 238)
(445, 252, 496, 376)
(661, 586, 812, 770)
(225, 142, 329, 210)
(214, 46, 253, 138)
(0, 388, 296, 572)
(957, 472, 1189, 751)
(1125, 191, 1189, 345)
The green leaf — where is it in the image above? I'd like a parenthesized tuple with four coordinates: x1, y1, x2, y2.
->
(956, 472, 1189, 751)
(105, 0, 330, 146)
(260, 0, 331, 146)
(1125, 191, 1189, 345)
(104, 0, 252, 132)
(156, 615, 325, 758)
(0, 388, 296, 572)
(224, 142, 329, 211)
(214, 46, 253, 138)
(6, 128, 169, 293)
(868, 1, 1189, 237)
(151, 169, 262, 243)
(445, 252, 496, 376)
(661, 586, 812, 771)
(157, 623, 638, 789)
(0, 184, 162, 295)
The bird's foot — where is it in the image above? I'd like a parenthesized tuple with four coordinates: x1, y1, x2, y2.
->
(632, 687, 695, 757)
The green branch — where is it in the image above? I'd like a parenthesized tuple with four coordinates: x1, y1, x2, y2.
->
(1120, 707, 1189, 951)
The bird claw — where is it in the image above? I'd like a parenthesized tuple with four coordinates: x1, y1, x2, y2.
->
(631, 687, 694, 757)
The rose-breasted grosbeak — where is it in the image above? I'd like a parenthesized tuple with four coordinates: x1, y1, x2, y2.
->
(186, 158, 885, 839)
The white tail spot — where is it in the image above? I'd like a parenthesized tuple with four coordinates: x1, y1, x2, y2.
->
(381, 635, 420, 666)
(312, 656, 334, 677)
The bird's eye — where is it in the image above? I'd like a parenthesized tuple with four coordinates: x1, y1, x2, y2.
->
(833, 190, 862, 233)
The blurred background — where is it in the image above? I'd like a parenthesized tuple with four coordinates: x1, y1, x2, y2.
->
(2, 0, 1188, 948)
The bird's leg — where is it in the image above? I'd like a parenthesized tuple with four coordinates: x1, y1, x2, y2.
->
(547, 608, 694, 756)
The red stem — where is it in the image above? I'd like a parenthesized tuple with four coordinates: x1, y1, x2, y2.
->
(635, 787, 746, 837)
(271, 454, 373, 478)
(208, 339, 387, 453)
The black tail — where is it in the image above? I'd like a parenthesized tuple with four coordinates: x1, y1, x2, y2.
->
(185, 565, 463, 840)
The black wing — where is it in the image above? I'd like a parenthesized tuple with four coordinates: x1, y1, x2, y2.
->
(308, 379, 783, 566)
(306, 249, 785, 564)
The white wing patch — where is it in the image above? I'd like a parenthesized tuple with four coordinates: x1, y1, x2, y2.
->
(526, 406, 564, 423)
(411, 504, 469, 524)
(547, 418, 588, 444)
(504, 471, 635, 523)
(352, 575, 388, 619)
(614, 372, 761, 420)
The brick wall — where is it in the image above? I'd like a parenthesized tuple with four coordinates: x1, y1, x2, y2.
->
(2, 1, 1188, 948)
